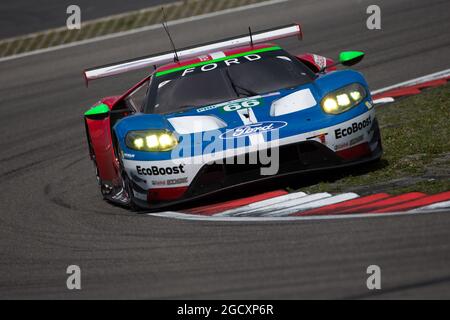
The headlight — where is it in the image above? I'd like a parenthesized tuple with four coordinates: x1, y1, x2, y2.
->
(125, 130, 178, 152)
(321, 83, 366, 114)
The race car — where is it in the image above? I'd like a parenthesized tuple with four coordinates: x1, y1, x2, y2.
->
(83, 24, 382, 210)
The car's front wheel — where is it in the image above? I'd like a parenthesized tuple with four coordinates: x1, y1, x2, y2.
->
(114, 139, 140, 211)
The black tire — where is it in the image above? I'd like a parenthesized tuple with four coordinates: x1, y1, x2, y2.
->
(120, 167, 140, 211)
(113, 135, 140, 211)
(92, 158, 110, 200)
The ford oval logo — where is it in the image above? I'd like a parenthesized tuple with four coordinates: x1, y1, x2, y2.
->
(220, 121, 287, 139)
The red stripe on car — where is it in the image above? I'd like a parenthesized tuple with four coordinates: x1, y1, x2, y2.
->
(147, 187, 188, 203)
(336, 142, 371, 160)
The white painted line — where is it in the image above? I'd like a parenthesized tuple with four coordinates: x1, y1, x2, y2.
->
(371, 68, 450, 95)
(148, 208, 447, 222)
(214, 191, 306, 217)
(0, 0, 290, 63)
(409, 200, 450, 212)
(233, 192, 332, 217)
(261, 192, 359, 217)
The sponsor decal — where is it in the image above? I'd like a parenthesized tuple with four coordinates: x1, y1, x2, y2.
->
(220, 121, 287, 139)
(350, 134, 364, 146)
(156, 46, 281, 77)
(151, 177, 188, 186)
(196, 93, 279, 113)
(136, 164, 185, 176)
(198, 55, 209, 62)
(196, 104, 222, 113)
(123, 153, 135, 159)
(365, 101, 374, 109)
(167, 177, 189, 185)
(181, 54, 262, 77)
(197, 98, 261, 113)
(151, 180, 166, 186)
(313, 54, 327, 69)
(334, 142, 349, 151)
(221, 99, 262, 112)
(335, 116, 372, 139)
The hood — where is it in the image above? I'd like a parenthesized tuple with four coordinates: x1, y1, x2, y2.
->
(165, 84, 319, 135)
(164, 70, 369, 138)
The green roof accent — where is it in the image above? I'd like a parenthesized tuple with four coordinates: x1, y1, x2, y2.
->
(156, 46, 282, 77)
(84, 103, 110, 116)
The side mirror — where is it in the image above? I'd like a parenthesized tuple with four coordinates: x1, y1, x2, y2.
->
(339, 51, 365, 66)
(84, 103, 110, 120)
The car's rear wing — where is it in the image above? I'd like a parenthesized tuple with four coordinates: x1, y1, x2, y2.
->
(84, 23, 302, 85)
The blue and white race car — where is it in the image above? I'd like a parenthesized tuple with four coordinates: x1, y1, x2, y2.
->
(83, 24, 382, 209)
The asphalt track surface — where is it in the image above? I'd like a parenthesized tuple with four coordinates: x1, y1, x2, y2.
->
(0, 0, 176, 39)
(0, 0, 450, 299)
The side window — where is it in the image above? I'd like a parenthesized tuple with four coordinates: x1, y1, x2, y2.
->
(124, 79, 150, 112)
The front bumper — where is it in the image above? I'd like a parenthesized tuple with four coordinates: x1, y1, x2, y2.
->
(129, 117, 382, 210)
(121, 108, 382, 210)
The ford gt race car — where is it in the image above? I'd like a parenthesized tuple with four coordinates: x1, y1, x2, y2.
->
(83, 24, 382, 210)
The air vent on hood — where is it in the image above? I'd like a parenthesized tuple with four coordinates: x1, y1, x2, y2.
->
(168, 116, 227, 134)
(270, 89, 317, 116)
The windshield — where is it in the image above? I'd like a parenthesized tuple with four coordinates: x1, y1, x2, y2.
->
(144, 48, 314, 114)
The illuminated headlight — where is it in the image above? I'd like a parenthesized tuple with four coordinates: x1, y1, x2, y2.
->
(126, 130, 178, 152)
(321, 83, 366, 114)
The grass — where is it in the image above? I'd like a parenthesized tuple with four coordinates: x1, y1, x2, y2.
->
(298, 84, 450, 195)
(391, 179, 450, 195)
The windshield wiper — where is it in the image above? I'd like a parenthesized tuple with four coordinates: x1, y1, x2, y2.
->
(235, 83, 259, 97)
(225, 70, 259, 97)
